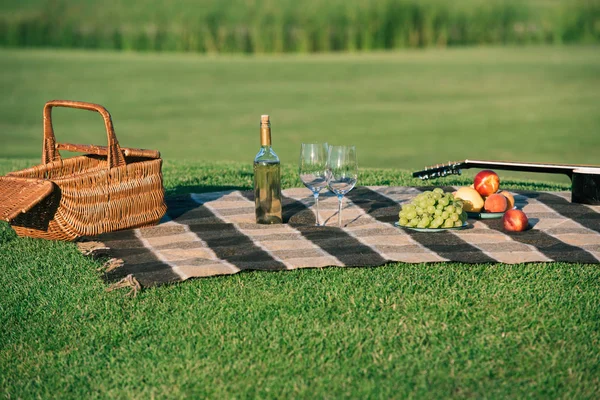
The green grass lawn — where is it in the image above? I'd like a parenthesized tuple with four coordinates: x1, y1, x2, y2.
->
(1, 46, 599, 183)
(1, 46, 599, 397)
(1, 159, 599, 398)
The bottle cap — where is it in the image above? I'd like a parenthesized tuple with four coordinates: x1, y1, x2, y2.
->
(260, 114, 270, 128)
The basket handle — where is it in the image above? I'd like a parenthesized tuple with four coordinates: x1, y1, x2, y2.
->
(42, 100, 126, 169)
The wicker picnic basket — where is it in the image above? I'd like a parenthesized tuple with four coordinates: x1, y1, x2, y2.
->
(0, 100, 167, 241)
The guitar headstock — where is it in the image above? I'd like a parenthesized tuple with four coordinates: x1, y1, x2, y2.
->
(412, 161, 464, 180)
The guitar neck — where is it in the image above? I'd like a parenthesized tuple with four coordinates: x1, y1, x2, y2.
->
(413, 159, 600, 181)
(461, 160, 590, 177)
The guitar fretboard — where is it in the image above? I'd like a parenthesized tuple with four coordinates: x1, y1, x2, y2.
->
(413, 159, 600, 180)
(462, 160, 582, 177)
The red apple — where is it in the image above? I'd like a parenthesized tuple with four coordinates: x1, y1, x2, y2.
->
(502, 209, 529, 232)
(484, 193, 508, 213)
(474, 170, 500, 197)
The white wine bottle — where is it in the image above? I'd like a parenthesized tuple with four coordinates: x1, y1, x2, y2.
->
(253, 115, 282, 224)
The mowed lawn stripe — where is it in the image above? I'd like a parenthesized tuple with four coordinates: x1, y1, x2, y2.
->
(1, 47, 598, 182)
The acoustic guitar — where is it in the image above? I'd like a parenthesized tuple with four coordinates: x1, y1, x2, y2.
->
(412, 159, 600, 205)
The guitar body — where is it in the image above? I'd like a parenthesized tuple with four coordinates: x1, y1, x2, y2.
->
(572, 169, 600, 205)
(412, 160, 600, 205)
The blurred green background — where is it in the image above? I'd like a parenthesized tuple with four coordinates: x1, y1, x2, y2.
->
(1, 0, 599, 183)
(2, 0, 599, 52)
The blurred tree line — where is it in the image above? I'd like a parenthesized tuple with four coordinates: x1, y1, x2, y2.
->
(1, 0, 599, 52)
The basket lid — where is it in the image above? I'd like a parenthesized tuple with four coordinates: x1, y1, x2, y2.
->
(0, 176, 54, 222)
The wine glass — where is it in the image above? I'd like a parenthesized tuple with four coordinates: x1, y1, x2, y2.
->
(299, 143, 329, 226)
(327, 145, 358, 227)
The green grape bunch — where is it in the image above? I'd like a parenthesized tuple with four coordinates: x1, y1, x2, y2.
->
(398, 188, 468, 229)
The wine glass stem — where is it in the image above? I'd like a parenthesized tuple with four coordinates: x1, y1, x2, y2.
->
(313, 192, 320, 226)
(337, 194, 343, 227)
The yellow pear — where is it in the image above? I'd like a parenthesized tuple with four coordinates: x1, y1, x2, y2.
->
(454, 187, 484, 212)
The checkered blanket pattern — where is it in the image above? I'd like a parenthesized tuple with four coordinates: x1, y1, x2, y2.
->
(87, 186, 600, 287)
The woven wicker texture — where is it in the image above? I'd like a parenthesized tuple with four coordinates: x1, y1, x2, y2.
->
(1, 100, 167, 241)
(0, 177, 54, 221)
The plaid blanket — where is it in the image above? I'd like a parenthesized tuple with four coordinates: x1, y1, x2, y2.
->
(86, 186, 600, 288)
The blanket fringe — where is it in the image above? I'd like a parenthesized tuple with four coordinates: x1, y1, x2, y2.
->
(76, 240, 109, 256)
(97, 258, 124, 273)
(106, 274, 141, 297)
